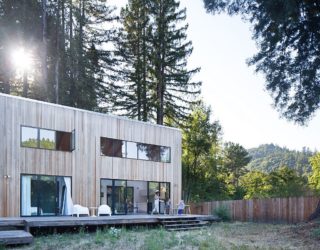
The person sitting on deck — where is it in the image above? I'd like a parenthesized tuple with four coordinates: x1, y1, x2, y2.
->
(177, 200, 185, 215)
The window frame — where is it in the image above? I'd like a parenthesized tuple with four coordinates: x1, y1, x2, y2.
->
(20, 125, 75, 152)
(100, 137, 171, 163)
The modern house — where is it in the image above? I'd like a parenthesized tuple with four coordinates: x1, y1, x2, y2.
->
(0, 93, 181, 217)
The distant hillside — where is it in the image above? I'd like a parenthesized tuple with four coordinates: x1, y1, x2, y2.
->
(246, 144, 315, 175)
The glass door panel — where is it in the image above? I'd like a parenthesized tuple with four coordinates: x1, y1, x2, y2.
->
(148, 182, 159, 214)
(35, 176, 56, 215)
(114, 180, 127, 214)
(160, 182, 170, 214)
(100, 179, 113, 209)
(21, 175, 71, 216)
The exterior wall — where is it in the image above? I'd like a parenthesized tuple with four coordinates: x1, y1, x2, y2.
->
(0, 93, 182, 217)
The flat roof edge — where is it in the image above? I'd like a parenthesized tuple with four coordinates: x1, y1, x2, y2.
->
(0, 93, 181, 132)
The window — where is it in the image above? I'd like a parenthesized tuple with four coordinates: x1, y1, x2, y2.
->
(21, 174, 72, 216)
(21, 126, 74, 152)
(160, 147, 171, 163)
(101, 138, 125, 157)
(126, 141, 137, 159)
(56, 131, 72, 151)
(40, 129, 55, 150)
(100, 137, 170, 163)
(101, 137, 113, 156)
(21, 127, 38, 148)
(138, 144, 160, 162)
(114, 139, 125, 157)
(137, 144, 149, 160)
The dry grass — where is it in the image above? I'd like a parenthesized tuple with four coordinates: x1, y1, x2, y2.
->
(9, 222, 320, 250)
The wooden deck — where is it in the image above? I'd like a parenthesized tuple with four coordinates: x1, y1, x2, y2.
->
(1, 214, 216, 230)
(0, 214, 218, 245)
(0, 230, 33, 245)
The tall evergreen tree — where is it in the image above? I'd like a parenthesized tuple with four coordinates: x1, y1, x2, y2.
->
(116, 0, 152, 121)
(149, 0, 201, 125)
(117, 0, 201, 125)
(0, 0, 118, 111)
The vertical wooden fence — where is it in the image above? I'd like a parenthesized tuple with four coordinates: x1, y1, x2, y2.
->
(191, 196, 320, 223)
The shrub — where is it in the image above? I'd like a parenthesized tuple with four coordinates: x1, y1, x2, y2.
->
(213, 205, 231, 221)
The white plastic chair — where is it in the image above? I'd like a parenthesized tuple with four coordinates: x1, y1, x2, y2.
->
(73, 204, 89, 217)
(98, 205, 112, 216)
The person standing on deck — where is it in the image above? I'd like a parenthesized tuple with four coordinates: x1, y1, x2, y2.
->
(151, 190, 160, 214)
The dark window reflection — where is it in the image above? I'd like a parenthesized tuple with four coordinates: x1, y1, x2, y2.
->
(100, 137, 170, 163)
(113, 139, 125, 157)
(101, 138, 113, 156)
(56, 131, 72, 151)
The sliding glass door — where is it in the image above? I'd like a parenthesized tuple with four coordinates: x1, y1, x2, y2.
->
(147, 182, 170, 214)
(101, 179, 127, 215)
(100, 179, 170, 215)
(21, 174, 72, 216)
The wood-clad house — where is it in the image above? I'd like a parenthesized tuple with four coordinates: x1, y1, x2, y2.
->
(0, 93, 181, 217)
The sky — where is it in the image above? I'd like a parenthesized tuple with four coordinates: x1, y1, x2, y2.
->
(109, 0, 320, 151)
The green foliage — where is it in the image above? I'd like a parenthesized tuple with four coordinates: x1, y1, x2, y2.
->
(204, 0, 320, 124)
(117, 0, 201, 125)
(247, 144, 314, 176)
(182, 102, 223, 202)
(108, 227, 122, 239)
(240, 171, 271, 199)
(240, 167, 308, 199)
(39, 138, 55, 150)
(143, 228, 178, 250)
(308, 153, 320, 195)
(94, 229, 104, 245)
(21, 139, 38, 148)
(0, 0, 118, 110)
(221, 142, 251, 199)
(213, 205, 231, 221)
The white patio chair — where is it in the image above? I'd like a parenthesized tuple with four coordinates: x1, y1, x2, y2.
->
(98, 204, 112, 216)
(72, 204, 89, 217)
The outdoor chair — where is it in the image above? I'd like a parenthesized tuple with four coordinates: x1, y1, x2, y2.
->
(72, 204, 89, 217)
(98, 204, 112, 216)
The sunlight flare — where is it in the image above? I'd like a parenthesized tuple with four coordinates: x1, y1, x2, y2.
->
(11, 48, 33, 72)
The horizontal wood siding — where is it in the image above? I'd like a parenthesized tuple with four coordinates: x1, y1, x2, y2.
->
(0, 93, 181, 217)
(191, 196, 320, 223)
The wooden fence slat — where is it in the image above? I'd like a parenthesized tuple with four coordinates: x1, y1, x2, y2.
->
(192, 196, 320, 223)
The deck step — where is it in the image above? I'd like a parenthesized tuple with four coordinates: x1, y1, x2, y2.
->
(0, 230, 33, 245)
(160, 217, 209, 231)
(160, 219, 201, 224)
(164, 222, 208, 230)
(167, 226, 205, 231)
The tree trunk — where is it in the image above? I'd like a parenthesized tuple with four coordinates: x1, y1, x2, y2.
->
(69, 0, 75, 105)
(42, 0, 48, 99)
(22, 71, 28, 97)
(55, 0, 61, 104)
(308, 199, 320, 221)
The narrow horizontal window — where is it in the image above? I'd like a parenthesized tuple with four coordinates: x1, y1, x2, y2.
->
(100, 137, 170, 163)
(21, 126, 74, 152)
